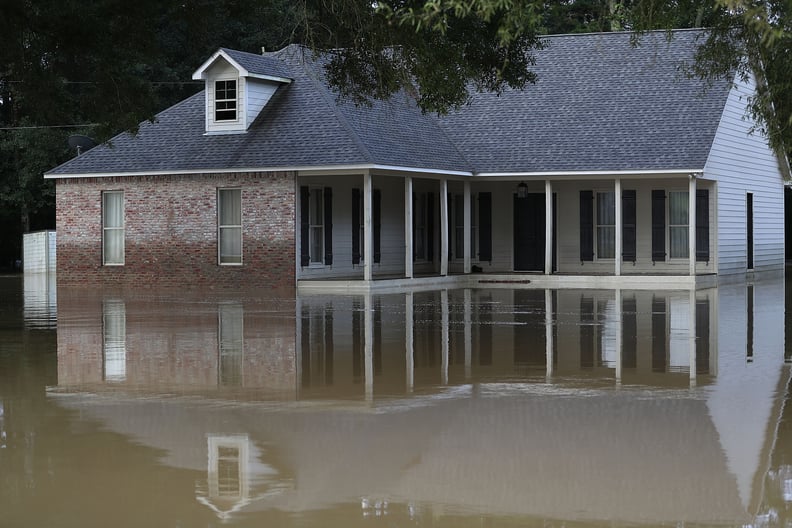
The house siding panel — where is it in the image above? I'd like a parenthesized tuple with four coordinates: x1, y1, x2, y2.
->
(55, 171, 295, 291)
(246, 79, 279, 129)
(297, 176, 407, 279)
(554, 180, 716, 275)
(704, 78, 785, 275)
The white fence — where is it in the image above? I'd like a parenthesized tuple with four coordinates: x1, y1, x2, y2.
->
(23, 231, 56, 273)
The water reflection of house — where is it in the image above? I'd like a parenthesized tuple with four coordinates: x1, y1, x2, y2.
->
(50, 279, 791, 525)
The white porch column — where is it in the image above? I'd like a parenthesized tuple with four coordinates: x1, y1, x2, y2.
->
(464, 181, 472, 274)
(689, 176, 697, 276)
(440, 179, 449, 276)
(615, 178, 622, 277)
(545, 288, 554, 380)
(545, 180, 553, 275)
(363, 172, 373, 282)
(405, 176, 414, 278)
(406, 292, 414, 392)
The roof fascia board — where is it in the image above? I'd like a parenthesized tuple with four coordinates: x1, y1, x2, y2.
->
(45, 166, 701, 180)
(247, 73, 292, 84)
(476, 169, 702, 179)
(45, 164, 473, 180)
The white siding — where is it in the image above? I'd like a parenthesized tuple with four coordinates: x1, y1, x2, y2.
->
(205, 60, 244, 134)
(297, 175, 407, 279)
(554, 179, 715, 275)
(704, 77, 785, 275)
(245, 79, 279, 129)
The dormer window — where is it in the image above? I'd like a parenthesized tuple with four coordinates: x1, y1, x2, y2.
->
(215, 80, 237, 122)
(193, 48, 292, 134)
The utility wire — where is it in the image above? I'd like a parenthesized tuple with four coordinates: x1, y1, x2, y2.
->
(0, 124, 100, 130)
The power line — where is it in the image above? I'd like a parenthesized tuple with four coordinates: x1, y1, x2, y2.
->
(0, 124, 99, 130)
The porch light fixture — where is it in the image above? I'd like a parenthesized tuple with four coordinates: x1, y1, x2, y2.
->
(516, 182, 529, 199)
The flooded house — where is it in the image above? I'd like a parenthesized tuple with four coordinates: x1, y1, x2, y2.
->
(44, 29, 786, 292)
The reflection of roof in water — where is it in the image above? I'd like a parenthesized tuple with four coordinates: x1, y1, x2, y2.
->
(49, 376, 791, 525)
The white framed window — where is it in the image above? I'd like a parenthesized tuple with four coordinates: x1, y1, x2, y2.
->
(215, 79, 237, 122)
(669, 191, 689, 258)
(451, 193, 478, 260)
(218, 188, 242, 265)
(309, 188, 324, 265)
(102, 191, 124, 265)
(596, 191, 615, 259)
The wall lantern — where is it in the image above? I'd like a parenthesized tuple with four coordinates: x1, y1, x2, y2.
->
(516, 182, 529, 199)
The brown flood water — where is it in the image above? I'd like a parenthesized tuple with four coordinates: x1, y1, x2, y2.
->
(1, 273, 791, 527)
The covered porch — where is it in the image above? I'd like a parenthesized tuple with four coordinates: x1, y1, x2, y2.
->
(295, 168, 716, 293)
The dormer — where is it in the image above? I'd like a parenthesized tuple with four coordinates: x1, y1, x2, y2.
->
(192, 48, 292, 134)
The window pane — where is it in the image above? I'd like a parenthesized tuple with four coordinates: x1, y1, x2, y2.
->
(219, 189, 241, 226)
(670, 226, 689, 258)
(219, 227, 242, 263)
(310, 226, 323, 263)
(103, 191, 124, 265)
(597, 226, 615, 258)
(103, 192, 123, 228)
(669, 192, 689, 225)
(310, 189, 323, 225)
(218, 189, 241, 264)
(597, 192, 615, 225)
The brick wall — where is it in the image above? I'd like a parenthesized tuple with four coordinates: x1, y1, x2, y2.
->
(55, 171, 296, 291)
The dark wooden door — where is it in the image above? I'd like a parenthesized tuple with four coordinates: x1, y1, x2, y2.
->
(513, 194, 545, 271)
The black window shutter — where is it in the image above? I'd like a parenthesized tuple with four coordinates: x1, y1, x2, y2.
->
(427, 193, 434, 262)
(651, 190, 666, 262)
(300, 186, 309, 267)
(579, 190, 594, 262)
(323, 187, 333, 265)
(373, 189, 381, 263)
(622, 189, 637, 262)
(696, 189, 710, 262)
(479, 192, 492, 262)
(351, 188, 361, 265)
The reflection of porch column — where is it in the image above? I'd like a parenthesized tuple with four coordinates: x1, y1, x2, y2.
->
(545, 180, 553, 275)
(689, 176, 697, 276)
(405, 177, 414, 278)
(689, 288, 697, 387)
(363, 172, 373, 282)
(406, 292, 414, 392)
(464, 181, 472, 274)
(615, 178, 622, 276)
(365, 293, 374, 400)
(545, 288, 553, 379)
(615, 288, 623, 384)
(441, 289, 449, 385)
(440, 179, 449, 276)
(464, 288, 472, 379)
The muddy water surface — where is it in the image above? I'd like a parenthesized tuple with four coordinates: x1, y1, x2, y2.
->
(1, 274, 791, 527)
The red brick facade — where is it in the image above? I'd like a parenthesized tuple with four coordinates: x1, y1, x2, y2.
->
(55, 171, 296, 291)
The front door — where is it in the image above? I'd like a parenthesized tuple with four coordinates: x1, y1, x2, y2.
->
(514, 193, 545, 271)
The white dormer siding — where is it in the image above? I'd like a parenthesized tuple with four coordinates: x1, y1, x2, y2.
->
(204, 60, 244, 134)
(245, 79, 279, 128)
(193, 49, 292, 135)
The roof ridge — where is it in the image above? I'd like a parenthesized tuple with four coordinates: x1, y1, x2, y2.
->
(541, 27, 708, 39)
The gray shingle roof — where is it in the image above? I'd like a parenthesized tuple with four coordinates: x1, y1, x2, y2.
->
(47, 30, 733, 177)
(220, 47, 292, 80)
(439, 30, 732, 173)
